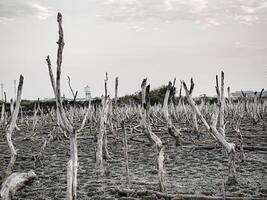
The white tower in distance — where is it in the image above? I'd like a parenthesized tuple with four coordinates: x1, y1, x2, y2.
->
(84, 85, 91, 100)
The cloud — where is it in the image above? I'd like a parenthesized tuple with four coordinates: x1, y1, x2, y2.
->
(98, 0, 267, 26)
(0, 0, 53, 23)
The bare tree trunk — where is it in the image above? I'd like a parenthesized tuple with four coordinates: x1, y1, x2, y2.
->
(96, 128, 104, 174)
(5, 75, 24, 176)
(183, 78, 237, 184)
(163, 81, 183, 146)
(141, 79, 166, 192)
(46, 12, 78, 200)
(67, 129, 78, 200)
(1, 102, 5, 125)
(20, 107, 23, 124)
(122, 121, 130, 187)
(146, 118, 165, 192)
(104, 72, 108, 98)
(192, 112, 198, 133)
(10, 99, 14, 115)
(220, 72, 225, 136)
(236, 129, 244, 162)
(216, 72, 226, 137)
(32, 102, 38, 131)
(96, 96, 110, 174)
(115, 77, 118, 105)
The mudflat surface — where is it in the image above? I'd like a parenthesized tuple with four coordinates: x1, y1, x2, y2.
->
(0, 116, 266, 199)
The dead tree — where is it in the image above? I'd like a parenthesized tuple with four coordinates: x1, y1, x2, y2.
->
(0, 84, 5, 125)
(163, 81, 183, 146)
(115, 77, 118, 106)
(183, 78, 237, 184)
(113, 77, 120, 134)
(140, 78, 166, 192)
(227, 86, 245, 162)
(0, 99, 5, 125)
(32, 99, 41, 131)
(46, 13, 78, 200)
(104, 72, 108, 98)
(96, 96, 111, 174)
(1, 79, 38, 198)
(122, 121, 130, 187)
(10, 99, 14, 116)
(5, 75, 24, 176)
(215, 72, 226, 137)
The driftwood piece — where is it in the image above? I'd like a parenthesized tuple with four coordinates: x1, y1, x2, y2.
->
(112, 188, 262, 200)
(186, 145, 267, 151)
(172, 195, 263, 200)
(112, 188, 175, 199)
(0, 170, 38, 200)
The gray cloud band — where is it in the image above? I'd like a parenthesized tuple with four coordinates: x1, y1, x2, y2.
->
(0, 0, 53, 23)
(99, 0, 267, 26)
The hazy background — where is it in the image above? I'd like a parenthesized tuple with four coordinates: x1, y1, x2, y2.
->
(0, 0, 266, 100)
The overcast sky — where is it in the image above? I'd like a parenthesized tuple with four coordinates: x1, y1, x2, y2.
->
(0, 0, 266, 100)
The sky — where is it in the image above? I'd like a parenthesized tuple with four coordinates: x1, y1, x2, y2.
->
(0, 0, 266, 100)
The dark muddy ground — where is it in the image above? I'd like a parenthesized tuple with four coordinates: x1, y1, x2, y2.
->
(0, 116, 266, 199)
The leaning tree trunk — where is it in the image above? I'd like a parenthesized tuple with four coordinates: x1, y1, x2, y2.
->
(183, 77, 237, 184)
(5, 75, 24, 176)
